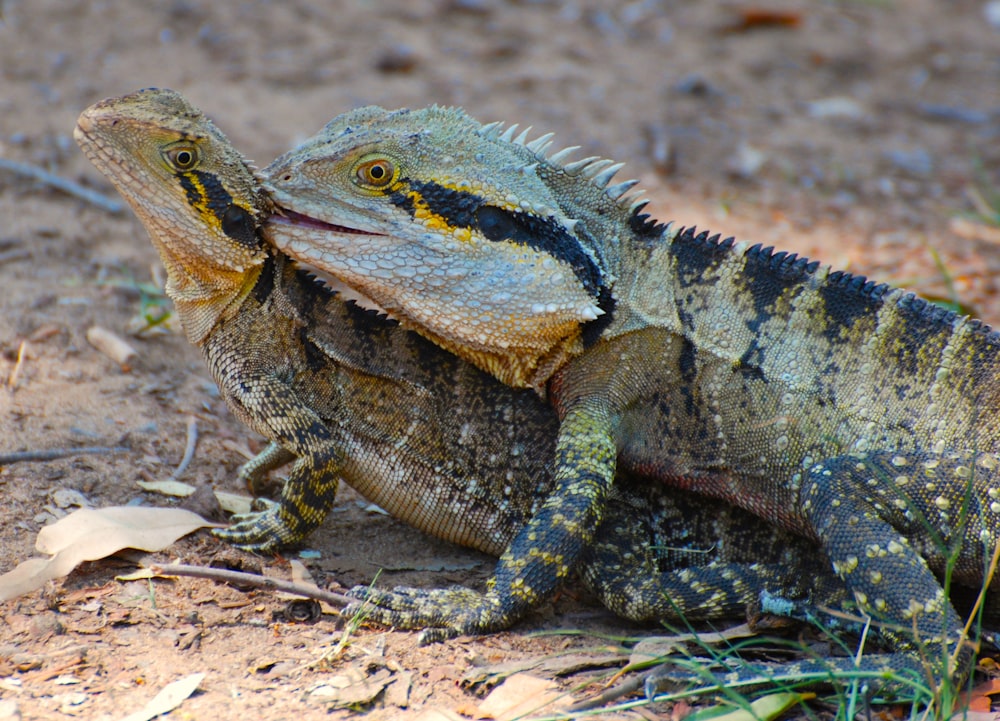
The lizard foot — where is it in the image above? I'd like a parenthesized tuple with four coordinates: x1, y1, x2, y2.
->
(344, 584, 506, 644)
(213, 498, 307, 552)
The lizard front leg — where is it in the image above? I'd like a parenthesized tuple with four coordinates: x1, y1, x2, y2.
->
(345, 401, 617, 642)
(212, 372, 344, 552)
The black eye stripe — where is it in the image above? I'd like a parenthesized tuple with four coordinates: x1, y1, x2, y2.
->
(175, 170, 259, 249)
(390, 178, 604, 297)
(221, 203, 259, 248)
(475, 205, 517, 242)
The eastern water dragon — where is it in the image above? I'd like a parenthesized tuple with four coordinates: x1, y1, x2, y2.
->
(255, 104, 1000, 687)
(74, 90, 851, 664)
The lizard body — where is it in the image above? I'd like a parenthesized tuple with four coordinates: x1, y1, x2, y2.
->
(260, 105, 1000, 683)
(73, 89, 846, 645)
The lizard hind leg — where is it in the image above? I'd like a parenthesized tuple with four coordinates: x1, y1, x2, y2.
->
(646, 451, 985, 697)
(799, 452, 976, 681)
(581, 487, 844, 626)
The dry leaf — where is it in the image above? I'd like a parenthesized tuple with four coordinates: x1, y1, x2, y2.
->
(630, 623, 758, 666)
(476, 673, 571, 721)
(950, 217, 1000, 245)
(959, 677, 1000, 715)
(0, 507, 213, 601)
(119, 672, 205, 721)
(462, 650, 627, 688)
(306, 663, 394, 708)
(213, 491, 253, 516)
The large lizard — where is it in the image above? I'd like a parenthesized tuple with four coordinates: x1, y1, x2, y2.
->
(258, 105, 1000, 684)
(73, 89, 849, 651)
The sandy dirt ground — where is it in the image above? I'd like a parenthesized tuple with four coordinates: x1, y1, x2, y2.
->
(2, 1, 1000, 719)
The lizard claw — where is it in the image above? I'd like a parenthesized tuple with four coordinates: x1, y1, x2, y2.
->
(212, 498, 307, 552)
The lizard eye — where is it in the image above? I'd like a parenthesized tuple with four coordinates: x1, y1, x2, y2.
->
(354, 157, 397, 189)
(163, 145, 199, 171)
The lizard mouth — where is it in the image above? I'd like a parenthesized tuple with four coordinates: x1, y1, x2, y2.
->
(269, 206, 378, 235)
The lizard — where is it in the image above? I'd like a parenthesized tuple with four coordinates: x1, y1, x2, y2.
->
(73, 88, 854, 652)
(257, 104, 1000, 686)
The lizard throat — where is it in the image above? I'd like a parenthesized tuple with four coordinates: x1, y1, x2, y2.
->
(291, 258, 395, 317)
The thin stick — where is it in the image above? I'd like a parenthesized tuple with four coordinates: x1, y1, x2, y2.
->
(6, 339, 26, 389)
(170, 417, 198, 480)
(0, 248, 31, 264)
(0, 158, 125, 215)
(151, 562, 353, 607)
(0, 446, 129, 465)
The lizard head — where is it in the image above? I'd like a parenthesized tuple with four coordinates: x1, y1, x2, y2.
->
(75, 88, 269, 345)
(261, 106, 638, 389)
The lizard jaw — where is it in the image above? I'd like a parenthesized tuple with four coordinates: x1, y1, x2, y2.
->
(265, 206, 395, 315)
(269, 205, 378, 235)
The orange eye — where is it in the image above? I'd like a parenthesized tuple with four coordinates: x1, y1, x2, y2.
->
(354, 157, 396, 188)
(163, 145, 199, 171)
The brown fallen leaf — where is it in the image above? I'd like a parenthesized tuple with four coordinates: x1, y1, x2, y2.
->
(959, 677, 1000, 714)
(0, 507, 214, 601)
(119, 672, 206, 721)
(725, 9, 801, 32)
(629, 623, 760, 667)
(306, 662, 395, 709)
(476, 673, 572, 721)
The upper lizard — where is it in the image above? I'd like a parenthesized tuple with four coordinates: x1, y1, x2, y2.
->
(73, 89, 847, 652)
(260, 104, 1000, 685)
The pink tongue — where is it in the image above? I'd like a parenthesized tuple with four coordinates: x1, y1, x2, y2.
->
(272, 208, 370, 234)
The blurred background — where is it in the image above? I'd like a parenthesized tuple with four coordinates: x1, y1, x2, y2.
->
(1, 2, 1000, 716)
(3, 1, 999, 279)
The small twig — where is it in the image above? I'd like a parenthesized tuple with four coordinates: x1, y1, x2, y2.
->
(0, 157, 125, 215)
(6, 339, 26, 389)
(0, 445, 129, 465)
(565, 674, 645, 713)
(0, 248, 31, 264)
(151, 562, 353, 607)
(170, 417, 198, 480)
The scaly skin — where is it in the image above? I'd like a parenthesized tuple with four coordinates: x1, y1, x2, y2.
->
(261, 105, 1000, 685)
(74, 89, 852, 647)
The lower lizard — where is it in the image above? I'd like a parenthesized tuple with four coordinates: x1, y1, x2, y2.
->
(74, 88, 851, 648)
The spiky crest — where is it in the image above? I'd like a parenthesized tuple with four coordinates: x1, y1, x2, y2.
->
(475, 117, 647, 215)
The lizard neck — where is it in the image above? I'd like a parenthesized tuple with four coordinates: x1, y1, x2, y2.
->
(160, 251, 265, 346)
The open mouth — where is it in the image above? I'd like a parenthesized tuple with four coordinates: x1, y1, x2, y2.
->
(269, 206, 377, 235)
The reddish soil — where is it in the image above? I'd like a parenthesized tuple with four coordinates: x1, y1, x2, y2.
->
(2, 1, 999, 718)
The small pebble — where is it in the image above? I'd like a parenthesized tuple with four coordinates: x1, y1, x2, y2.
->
(375, 45, 419, 73)
(883, 148, 933, 176)
(805, 96, 865, 119)
(727, 143, 767, 179)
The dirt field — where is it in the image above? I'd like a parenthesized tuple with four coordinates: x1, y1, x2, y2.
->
(2, 1, 1000, 718)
